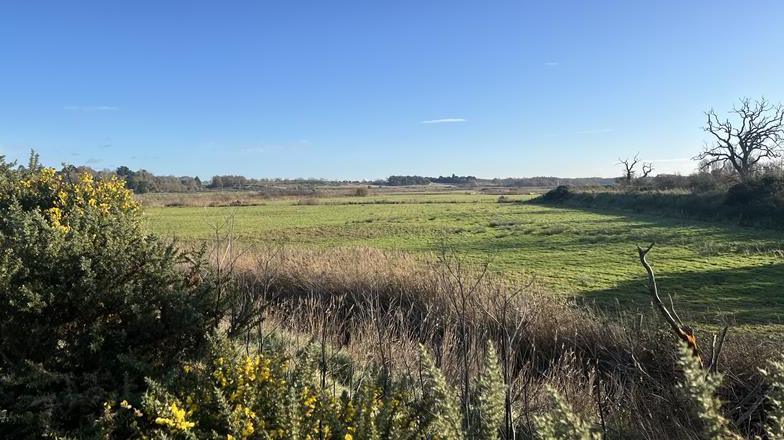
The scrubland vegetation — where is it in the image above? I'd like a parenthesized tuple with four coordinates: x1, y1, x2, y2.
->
(2, 154, 784, 439)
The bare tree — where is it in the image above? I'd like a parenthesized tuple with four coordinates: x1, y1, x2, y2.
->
(618, 153, 640, 184)
(695, 98, 784, 181)
(640, 162, 654, 178)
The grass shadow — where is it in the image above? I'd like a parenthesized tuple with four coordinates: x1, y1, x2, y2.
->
(577, 263, 784, 327)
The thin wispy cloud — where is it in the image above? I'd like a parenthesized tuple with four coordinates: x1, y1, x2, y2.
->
(85, 158, 102, 164)
(576, 128, 613, 135)
(64, 105, 119, 111)
(420, 118, 467, 124)
(544, 61, 559, 67)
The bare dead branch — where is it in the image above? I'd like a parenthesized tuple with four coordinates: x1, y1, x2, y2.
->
(708, 326, 729, 373)
(636, 243, 702, 365)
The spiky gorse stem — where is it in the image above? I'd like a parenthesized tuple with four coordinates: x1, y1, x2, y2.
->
(534, 385, 602, 440)
(471, 343, 505, 440)
(353, 380, 380, 440)
(676, 343, 741, 440)
(761, 355, 784, 439)
(417, 345, 464, 440)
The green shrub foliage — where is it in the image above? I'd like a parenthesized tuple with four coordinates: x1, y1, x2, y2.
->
(470, 344, 505, 440)
(761, 355, 784, 439)
(534, 385, 601, 440)
(99, 339, 510, 439)
(675, 344, 741, 440)
(0, 155, 218, 437)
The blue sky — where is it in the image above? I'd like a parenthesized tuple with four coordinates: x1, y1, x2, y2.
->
(1, 1, 783, 179)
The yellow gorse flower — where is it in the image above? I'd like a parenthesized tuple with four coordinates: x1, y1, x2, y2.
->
(20, 168, 139, 233)
(47, 206, 70, 233)
(154, 402, 195, 431)
(241, 421, 254, 438)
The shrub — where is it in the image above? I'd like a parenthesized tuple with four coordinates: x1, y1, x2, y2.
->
(100, 338, 507, 439)
(0, 155, 218, 437)
(538, 185, 573, 203)
(675, 344, 740, 439)
(470, 344, 505, 439)
(417, 345, 463, 439)
(761, 355, 784, 439)
(354, 187, 369, 197)
(725, 175, 784, 207)
(723, 175, 784, 225)
(534, 385, 601, 439)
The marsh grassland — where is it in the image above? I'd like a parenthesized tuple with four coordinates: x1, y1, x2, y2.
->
(144, 191, 784, 331)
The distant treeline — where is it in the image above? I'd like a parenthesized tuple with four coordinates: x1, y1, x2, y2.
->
(59, 165, 371, 193)
(384, 174, 615, 187)
(58, 164, 617, 193)
(488, 176, 616, 187)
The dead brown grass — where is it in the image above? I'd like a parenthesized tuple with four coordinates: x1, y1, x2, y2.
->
(202, 241, 780, 438)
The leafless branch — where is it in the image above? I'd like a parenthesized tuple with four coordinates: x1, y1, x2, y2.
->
(708, 326, 729, 373)
(636, 243, 702, 365)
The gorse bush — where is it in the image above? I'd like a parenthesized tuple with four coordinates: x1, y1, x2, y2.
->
(417, 345, 463, 439)
(675, 345, 741, 440)
(470, 345, 505, 439)
(761, 355, 784, 439)
(534, 385, 601, 440)
(0, 154, 218, 437)
(100, 338, 508, 439)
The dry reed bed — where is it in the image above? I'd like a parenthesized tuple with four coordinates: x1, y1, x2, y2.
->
(208, 244, 779, 438)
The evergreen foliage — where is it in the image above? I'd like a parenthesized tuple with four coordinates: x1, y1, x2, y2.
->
(0, 155, 218, 437)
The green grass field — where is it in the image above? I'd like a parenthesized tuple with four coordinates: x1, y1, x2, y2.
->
(144, 193, 784, 331)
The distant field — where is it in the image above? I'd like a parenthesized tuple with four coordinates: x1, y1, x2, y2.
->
(144, 192, 784, 331)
